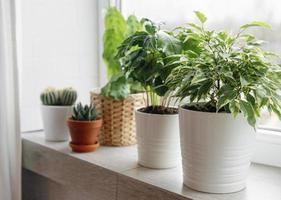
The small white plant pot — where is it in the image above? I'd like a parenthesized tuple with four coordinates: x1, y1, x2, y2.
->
(179, 106, 255, 193)
(135, 109, 180, 169)
(41, 105, 72, 141)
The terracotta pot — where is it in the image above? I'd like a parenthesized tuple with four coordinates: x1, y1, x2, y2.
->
(67, 118, 102, 153)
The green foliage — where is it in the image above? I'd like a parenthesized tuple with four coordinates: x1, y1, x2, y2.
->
(102, 7, 143, 100)
(100, 74, 143, 100)
(240, 21, 271, 30)
(117, 18, 182, 107)
(40, 87, 77, 106)
(103, 7, 142, 79)
(125, 15, 143, 37)
(194, 11, 207, 24)
(72, 103, 97, 121)
(166, 11, 281, 127)
(103, 7, 127, 79)
(100, 75, 130, 100)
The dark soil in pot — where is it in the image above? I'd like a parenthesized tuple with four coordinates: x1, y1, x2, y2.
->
(182, 102, 230, 113)
(138, 106, 178, 115)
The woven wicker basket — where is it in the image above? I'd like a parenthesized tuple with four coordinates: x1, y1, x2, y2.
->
(90, 90, 145, 146)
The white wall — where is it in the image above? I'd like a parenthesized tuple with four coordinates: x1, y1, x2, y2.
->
(20, 0, 100, 131)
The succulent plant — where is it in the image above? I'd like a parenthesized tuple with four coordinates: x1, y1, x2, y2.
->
(40, 87, 77, 106)
(60, 87, 77, 106)
(72, 103, 97, 121)
(40, 87, 60, 105)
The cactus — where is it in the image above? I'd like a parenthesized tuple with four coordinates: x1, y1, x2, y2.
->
(40, 87, 60, 105)
(60, 87, 77, 106)
(40, 87, 77, 106)
(72, 103, 97, 121)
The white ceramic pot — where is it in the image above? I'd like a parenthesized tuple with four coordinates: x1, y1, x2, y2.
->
(135, 109, 180, 169)
(41, 105, 72, 141)
(179, 107, 255, 193)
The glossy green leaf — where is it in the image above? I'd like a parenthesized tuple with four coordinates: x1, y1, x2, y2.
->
(100, 75, 130, 100)
(194, 11, 207, 24)
(240, 21, 271, 30)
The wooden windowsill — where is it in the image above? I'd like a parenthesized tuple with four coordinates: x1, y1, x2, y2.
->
(22, 132, 281, 200)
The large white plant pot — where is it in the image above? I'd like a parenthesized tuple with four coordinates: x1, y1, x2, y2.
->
(179, 107, 255, 193)
(41, 105, 72, 141)
(135, 110, 180, 169)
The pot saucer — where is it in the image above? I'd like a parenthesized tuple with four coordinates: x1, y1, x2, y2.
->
(69, 141, 100, 153)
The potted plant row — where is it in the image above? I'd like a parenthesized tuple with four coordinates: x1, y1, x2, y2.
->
(164, 12, 281, 193)
(39, 9, 281, 194)
(40, 87, 77, 141)
(116, 19, 183, 169)
(91, 7, 145, 146)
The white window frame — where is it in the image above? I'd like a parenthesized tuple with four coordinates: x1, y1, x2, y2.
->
(253, 129, 281, 167)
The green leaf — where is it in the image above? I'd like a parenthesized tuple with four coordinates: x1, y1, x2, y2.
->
(153, 76, 169, 96)
(125, 15, 142, 37)
(246, 93, 260, 117)
(103, 7, 142, 80)
(271, 104, 281, 120)
(187, 23, 202, 31)
(217, 85, 236, 97)
(103, 7, 127, 79)
(142, 18, 158, 34)
(239, 100, 256, 127)
(240, 21, 271, 30)
(217, 96, 230, 110)
(194, 11, 207, 24)
(100, 75, 130, 100)
(157, 31, 182, 55)
(229, 100, 240, 117)
(240, 76, 248, 86)
(197, 80, 213, 100)
(246, 93, 255, 106)
(217, 85, 237, 110)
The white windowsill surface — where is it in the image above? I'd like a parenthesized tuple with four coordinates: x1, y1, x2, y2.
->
(22, 131, 281, 200)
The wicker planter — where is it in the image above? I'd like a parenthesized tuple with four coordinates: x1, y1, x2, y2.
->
(90, 90, 145, 146)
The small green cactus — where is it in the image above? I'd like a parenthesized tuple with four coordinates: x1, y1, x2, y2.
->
(72, 103, 97, 121)
(40, 87, 60, 105)
(60, 87, 77, 106)
(40, 87, 77, 106)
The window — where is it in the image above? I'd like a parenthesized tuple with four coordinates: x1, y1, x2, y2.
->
(120, 0, 281, 167)
(20, 0, 101, 131)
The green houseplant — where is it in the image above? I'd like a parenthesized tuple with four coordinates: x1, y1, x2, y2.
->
(117, 18, 182, 113)
(101, 6, 143, 99)
(67, 103, 102, 153)
(166, 11, 281, 193)
(116, 19, 183, 168)
(91, 7, 145, 146)
(40, 87, 77, 141)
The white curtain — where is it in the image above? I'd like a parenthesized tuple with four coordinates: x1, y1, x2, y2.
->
(0, 0, 21, 199)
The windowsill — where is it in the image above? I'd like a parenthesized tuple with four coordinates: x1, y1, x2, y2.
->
(22, 131, 281, 200)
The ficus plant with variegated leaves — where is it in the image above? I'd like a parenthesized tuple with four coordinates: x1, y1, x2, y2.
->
(166, 11, 281, 127)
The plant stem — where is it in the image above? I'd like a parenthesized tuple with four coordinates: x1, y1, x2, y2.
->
(145, 85, 150, 107)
